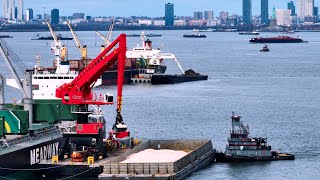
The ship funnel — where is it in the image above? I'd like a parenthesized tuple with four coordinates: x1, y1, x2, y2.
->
(144, 39, 152, 50)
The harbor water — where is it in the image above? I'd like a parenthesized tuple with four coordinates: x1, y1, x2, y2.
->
(1, 30, 320, 179)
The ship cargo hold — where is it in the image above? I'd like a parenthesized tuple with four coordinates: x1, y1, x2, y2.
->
(36, 139, 216, 179)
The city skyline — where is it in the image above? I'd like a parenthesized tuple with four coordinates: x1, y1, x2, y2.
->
(19, 0, 320, 17)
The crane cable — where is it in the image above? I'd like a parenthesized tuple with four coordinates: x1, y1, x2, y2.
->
(0, 39, 27, 73)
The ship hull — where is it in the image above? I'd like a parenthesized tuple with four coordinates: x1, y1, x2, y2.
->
(0, 137, 64, 176)
(101, 66, 167, 85)
(250, 38, 304, 43)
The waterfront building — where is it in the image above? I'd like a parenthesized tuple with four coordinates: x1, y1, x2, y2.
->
(288, 1, 296, 16)
(2, 0, 15, 19)
(220, 11, 228, 25)
(297, 0, 314, 20)
(243, 0, 252, 24)
(204, 11, 214, 20)
(165, 3, 174, 26)
(138, 20, 152, 26)
(17, 0, 23, 20)
(261, 0, 269, 25)
(72, 13, 85, 20)
(174, 20, 186, 26)
(25, 8, 33, 21)
(51, 9, 59, 24)
(153, 20, 165, 26)
(276, 9, 292, 26)
(194, 11, 203, 20)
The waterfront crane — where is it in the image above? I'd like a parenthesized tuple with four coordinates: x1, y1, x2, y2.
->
(67, 21, 87, 60)
(56, 34, 128, 137)
(95, 21, 114, 52)
(46, 20, 67, 61)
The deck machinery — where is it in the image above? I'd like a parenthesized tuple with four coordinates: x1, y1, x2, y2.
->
(56, 34, 130, 160)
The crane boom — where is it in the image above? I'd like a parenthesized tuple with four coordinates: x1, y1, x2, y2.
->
(67, 21, 87, 60)
(46, 20, 59, 46)
(67, 21, 82, 49)
(56, 34, 126, 112)
(95, 31, 108, 43)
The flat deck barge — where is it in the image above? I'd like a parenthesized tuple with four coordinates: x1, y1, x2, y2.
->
(37, 139, 215, 179)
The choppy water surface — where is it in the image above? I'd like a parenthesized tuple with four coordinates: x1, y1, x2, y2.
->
(1, 30, 320, 179)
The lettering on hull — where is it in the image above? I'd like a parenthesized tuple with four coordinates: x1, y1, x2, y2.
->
(30, 142, 59, 165)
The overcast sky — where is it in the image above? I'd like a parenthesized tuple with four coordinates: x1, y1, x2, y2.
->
(23, 0, 320, 17)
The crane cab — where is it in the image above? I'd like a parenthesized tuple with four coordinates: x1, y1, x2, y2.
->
(76, 113, 105, 135)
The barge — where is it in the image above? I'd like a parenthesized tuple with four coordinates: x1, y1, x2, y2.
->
(250, 36, 305, 43)
(151, 69, 208, 85)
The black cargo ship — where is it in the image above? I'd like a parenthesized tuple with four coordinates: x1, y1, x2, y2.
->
(151, 69, 208, 85)
(31, 34, 73, 40)
(0, 35, 13, 38)
(250, 36, 305, 43)
(127, 34, 162, 37)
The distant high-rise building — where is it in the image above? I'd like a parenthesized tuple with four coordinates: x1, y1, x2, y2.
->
(2, 0, 15, 19)
(314, 6, 319, 21)
(165, 3, 174, 26)
(193, 11, 203, 20)
(261, 0, 269, 25)
(204, 11, 214, 20)
(288, 1, 296, 16)
(17, 0, 23, 20)
(14, 6, 17, 19)
(276, 9, 292, 26)
(36, 14, 42, 20)
(51, 9, 59, 24)
(72, 13, 85, 19)
(297, 0, 314, 20)
(220, 11, 228, 24)
(243, 0, 252, 24)
(25, 8, 33, 21)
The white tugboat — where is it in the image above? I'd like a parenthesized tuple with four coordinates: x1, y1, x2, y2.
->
(216, 113, 295, 162)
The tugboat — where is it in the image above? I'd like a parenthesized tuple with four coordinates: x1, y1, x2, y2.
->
(260, 44, 269, 52)
(215, 113, 295, 162)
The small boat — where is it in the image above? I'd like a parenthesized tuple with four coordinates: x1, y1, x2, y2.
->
(183, 34, 206, 38)
(0, 35, 13, 38)
(31, 34, 73, 40)
(260, 44, 269, 52)
(239, 31, 259, 35)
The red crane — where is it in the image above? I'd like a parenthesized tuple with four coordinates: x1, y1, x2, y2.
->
(56, 34, 128, 136)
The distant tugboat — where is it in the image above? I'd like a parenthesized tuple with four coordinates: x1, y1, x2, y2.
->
(216, 113, 295, 162)
(260, 44, 269, 52)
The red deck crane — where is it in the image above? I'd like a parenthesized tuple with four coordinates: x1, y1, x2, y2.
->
(56, 34, 128, 136)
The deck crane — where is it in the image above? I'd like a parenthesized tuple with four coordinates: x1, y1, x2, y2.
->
(95, 21, 114, 52)
(56, 34, 128, 138)
(46, 20, 67, 62)
(67, 21, 87, 60)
